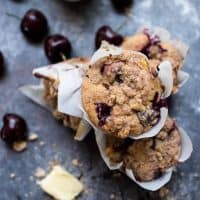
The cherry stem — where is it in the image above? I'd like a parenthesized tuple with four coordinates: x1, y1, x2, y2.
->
(116, 14, 132, 32)
(5, 12, 21, 20)
(60, 53, 67, 61)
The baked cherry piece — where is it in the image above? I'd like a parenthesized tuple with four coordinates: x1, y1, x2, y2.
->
(0, 114, 27, 144)
(95, 103, 112, 126)
(95, 26, 123, 49)
(20, 9, 48, 42)
(0, 51, 5, 77)
(111, 0, 133, 12)
(44, 34, 71, 63)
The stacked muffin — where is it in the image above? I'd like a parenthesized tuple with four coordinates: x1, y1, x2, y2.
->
(21, 27, 192, 190)
(80, 28, 191, 188)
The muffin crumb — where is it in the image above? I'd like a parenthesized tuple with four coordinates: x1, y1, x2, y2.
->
(28, 133, 38, 141)
(12, 141, 27, 152)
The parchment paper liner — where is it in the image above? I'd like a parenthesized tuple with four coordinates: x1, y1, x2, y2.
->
(20, 60, 92, 141)
(95, 125, 193, 191)
(136, 25, 190, 91)
(20, 42, 173, 140)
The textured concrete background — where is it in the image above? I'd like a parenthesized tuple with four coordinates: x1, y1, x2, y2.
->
(0, 0, 199, 199)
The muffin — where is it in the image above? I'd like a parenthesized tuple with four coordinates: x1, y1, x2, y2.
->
(34, 57, 90, 130)
(106, 117, 181, 182)
(82, 49, 164, 138)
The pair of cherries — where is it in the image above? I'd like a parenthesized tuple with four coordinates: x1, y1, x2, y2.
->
(1, 0, 133, 73)
(20, 9, 125, 63)
(21, 9, 71, 63)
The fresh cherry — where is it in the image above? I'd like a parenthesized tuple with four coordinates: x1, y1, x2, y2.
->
(0, 51, 5, 77)
(95, 26, 123, 49)
(0, 114, 27, 144)
(44, 34, 71, 63)
(20, 9, 48, 42)
(111, 0, 133, 12)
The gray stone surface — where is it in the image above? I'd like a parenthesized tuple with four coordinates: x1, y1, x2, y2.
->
(0, 0, 199, 199)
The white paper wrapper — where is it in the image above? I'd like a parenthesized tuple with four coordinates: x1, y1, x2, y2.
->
(90, 41, 123, 64)
(137, 25, 190, 89)
(95, 130, 123, 170)
(158, 61, 173, 98)
(95, 125, 193, 191)
(178, 127, 193, 162)
(177, 70, 190, 89)
(19, 84, 49, 109)
(33, 61, 74, 81)
(20, 60, 92, 141)
(74, 119, 92, 141)
(57, 68, 83, 117)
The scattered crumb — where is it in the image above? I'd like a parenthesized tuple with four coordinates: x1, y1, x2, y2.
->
(84, 188, 89, 194)
(159, 187, 169, 198)
(38, 165, 84, 200)
(84, 187, 93, 196)
(10, 173, 16, 179)
(72, 159, 80, 167)
(166, 196, 176, 200)
(39, 141, 45, 146)
(12, 141, 27, 152)
(110, 193, 115, 199)
(28, 133, 38, 141)
(34, 167, 46, 178)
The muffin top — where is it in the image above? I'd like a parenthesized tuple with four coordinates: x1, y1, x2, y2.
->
(82, 50, 163, 138)
(122, 32, 183, 91)
(106, 117, 181, 181)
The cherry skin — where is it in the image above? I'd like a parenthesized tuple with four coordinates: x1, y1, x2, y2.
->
(0, 114, 27, 144)
(111, 0, 133, 12)
(44, 34, 71, 63)
(20, 9, 48, 42)
(95, 25, 123, 49)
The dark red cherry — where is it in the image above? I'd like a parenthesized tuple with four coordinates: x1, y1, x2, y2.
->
(20, 9, 48, 42)
(0, 114, 27, 144)
(0, 51, 5, 77)
(95, 103, 112, 126)
(95, 26, 123, 49)
(152, 92, 168, 111)
(111, 0, 133, 12)
(44, 34, 71, 63)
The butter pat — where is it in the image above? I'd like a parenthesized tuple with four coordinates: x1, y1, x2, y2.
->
(39, 165, 83, 200)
